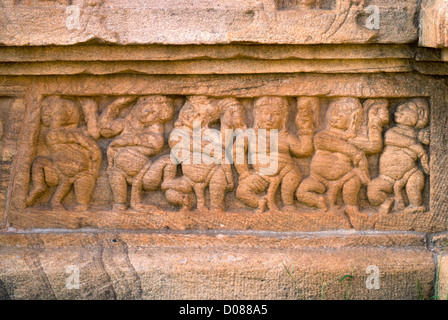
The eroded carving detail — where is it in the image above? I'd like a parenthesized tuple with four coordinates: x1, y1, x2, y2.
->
(367, 99, 430, 214)
(98, 96, 174, 212)
(236, 97, 314, 213)
(26, 96, 102, 210)
(24, 95, 431, 219)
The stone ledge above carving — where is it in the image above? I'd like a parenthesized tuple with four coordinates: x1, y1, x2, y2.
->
(420, 0, 448, 50)
(0, 0, 418, 46)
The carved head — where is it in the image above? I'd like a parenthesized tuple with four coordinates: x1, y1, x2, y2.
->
(177, 96, 220, 129)
(254, 96, 289, 131)
(132, 95, 174, 126)
(296, 97, 319, 135)
(217, 97, 246, 130)
(326, 97, 363, 134)
(41, 96, 80, 129)
(394, 99, 429, 129)
(364, 99, 389, 128)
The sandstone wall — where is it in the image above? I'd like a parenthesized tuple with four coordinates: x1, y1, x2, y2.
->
(0, 0, 448, 300)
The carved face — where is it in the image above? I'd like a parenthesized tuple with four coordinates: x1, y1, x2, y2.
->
(179, 104, 204, 129)
(51, 101, 79, 129)
(369, 104, 389, 127)
(327, 104, 350, 130)
(257, 103, 283, 130)
(395, 102, 419, 127)
(136, 104, 158, 126)
(222, 105, 246, 129)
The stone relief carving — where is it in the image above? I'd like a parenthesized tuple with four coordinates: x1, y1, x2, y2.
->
(367, 99, 430, 214)
(96, 96, 174, 212)
(24, 95, 430, 219)
(26, 96, 102, 211)
(235, 97, 314, 214)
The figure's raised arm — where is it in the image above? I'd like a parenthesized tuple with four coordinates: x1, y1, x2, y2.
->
(288, 133, 313, 158)
(98, 97, 136, 138)
(314, 131, 363, 164)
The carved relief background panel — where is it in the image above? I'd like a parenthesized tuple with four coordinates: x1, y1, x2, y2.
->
(2, 74, 445, 232)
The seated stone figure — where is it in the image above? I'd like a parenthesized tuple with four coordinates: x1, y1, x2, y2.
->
(367, 98, 430, 214)
(98, 96, 174, 211)
(161, 96, 229, 213)
(26, 96, 102, 211)
(296, 97, 370, 215)
(236, 96, 314, 213)
(132, 97, 248, 213)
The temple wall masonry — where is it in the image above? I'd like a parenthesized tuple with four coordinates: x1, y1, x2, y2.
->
(0, 0, 448, 300)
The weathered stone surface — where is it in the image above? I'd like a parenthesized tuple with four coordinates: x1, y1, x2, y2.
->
(0, 0, 448, 301)
(0, 231, 435, 300)
(420, 0, 448, 49)
(0, 71, 444, 233)
(439, 255, 448, 300)
(0, 0, 418, 46)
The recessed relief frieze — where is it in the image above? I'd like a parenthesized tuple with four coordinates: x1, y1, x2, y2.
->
(21, 93, 431, 229)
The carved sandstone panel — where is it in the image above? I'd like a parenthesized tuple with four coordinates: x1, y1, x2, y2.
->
(1, 73, 444, 232)
(4, 90, 434, 231)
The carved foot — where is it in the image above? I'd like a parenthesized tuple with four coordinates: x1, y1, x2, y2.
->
(196, 204, 209, 212)
(51, 203, 67, 211)
(112, 203, 127, 211)
(26, 186, 47, 207)
(130, 203, 159, 213)
(179, 206, 192, 214)
(378, 198, 394, 214)
(317, 197, 328, 212)
(74, 204, 89, 212)
(403, 205, 426, 214)
(210, 206, 224, 214)
(282, 204, 297, 214)
(255, 197, 268, 214)
(344, 205, 362, 216)
(392, 199, 406, 212)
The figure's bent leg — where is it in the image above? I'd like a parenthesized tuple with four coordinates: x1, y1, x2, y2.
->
(296, 176, 327, 211)
(342, 176, 361, 214)
(367, 176, 394, 213)
(236, 175, 268, 209)
(405, 170, 426, 212)
(108, 168, 128, 210)
(281, 169, 301, 208)
(142, 155, 177, 191)
(342, 176, 361, 207)
(50, 178, 72, 210)
(209, 168, 227, 212)
(73, 174, 96, 211)
(162, 176, 194, 212)
(26, 157, 58, 207)
(165, 189, 194, 212)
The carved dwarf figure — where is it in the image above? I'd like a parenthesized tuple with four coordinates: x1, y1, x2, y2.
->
(217, 97, 248, 194)
(236, 96, 314, 213)
(98, 96, 174, 211)
(161, 96, 229, 213)
(26, 96, 102, 210)
(296, 97, 369, 215)
(133, 97, 247, 213)
(367, 98, 430, 214)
